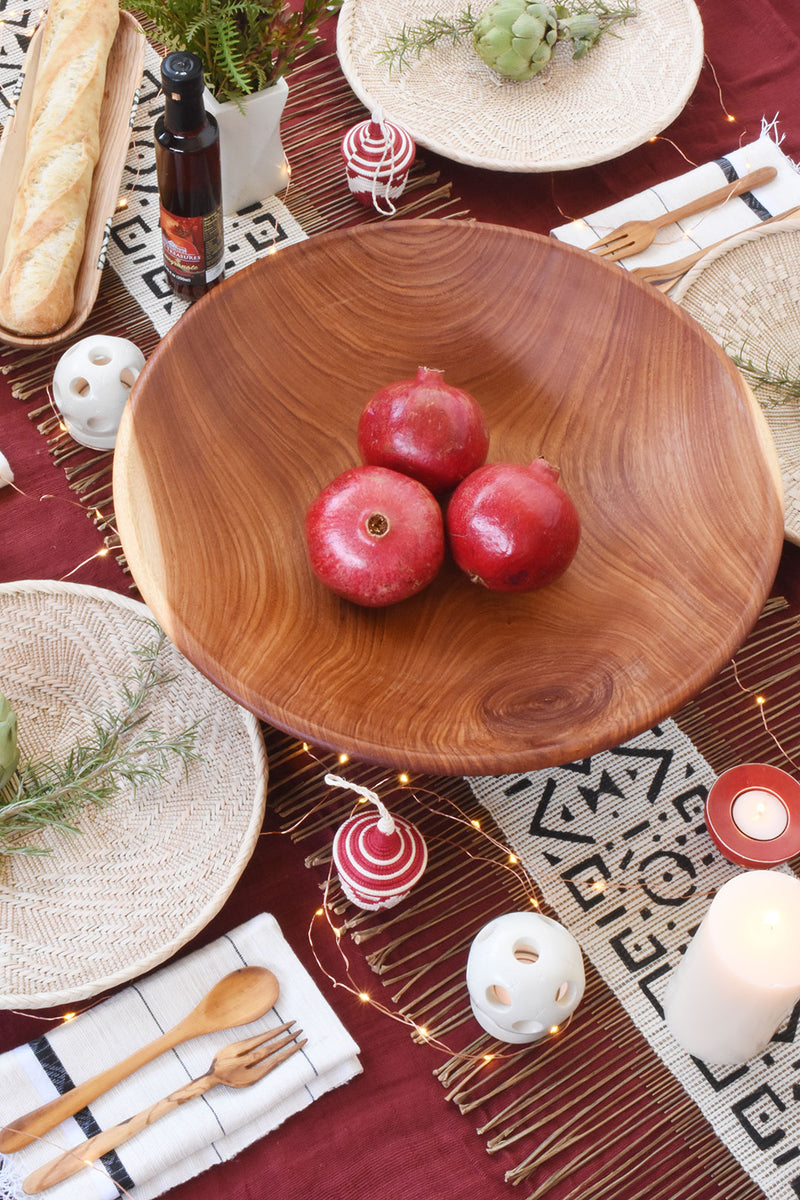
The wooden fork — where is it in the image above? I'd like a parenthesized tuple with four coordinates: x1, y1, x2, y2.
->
(629, 204, 800, 291)
(22, 1023, 306, 1194)
(585, 166, 777, 261)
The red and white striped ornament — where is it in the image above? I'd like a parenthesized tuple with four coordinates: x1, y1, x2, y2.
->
(327, 773, 428, 911)
(340, 108, 416, 213)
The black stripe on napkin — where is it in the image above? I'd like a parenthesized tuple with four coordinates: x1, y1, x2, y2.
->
(30, 1035, 136, 1195)
(716, 156, 773, 220)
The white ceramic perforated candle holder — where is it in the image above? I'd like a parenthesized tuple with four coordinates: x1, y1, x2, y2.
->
(466, 912, 585, 1043)
(53, 335, 145, 451)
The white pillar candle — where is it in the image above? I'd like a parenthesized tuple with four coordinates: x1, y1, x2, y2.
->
(731, 787, 788, 840)
(664, 871, 800, 1063)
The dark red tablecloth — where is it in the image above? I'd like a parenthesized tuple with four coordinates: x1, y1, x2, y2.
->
(1, 1, 798, 1196)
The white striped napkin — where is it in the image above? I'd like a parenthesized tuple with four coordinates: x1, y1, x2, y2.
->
(0, 913, 361, 1200)
(551, 131, 800, 271)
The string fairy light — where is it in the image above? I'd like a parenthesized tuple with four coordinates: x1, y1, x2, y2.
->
(3, 470, 118, 581)
(730, 658, 800, 773)
(3, 636, 794, 1135)
(704, 52, 736, 124)
(279, 632, 800, 1050)
(271, 748, 563, 1062)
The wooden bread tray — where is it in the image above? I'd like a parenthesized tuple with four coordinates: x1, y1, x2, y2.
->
(0, 10, 146, 348)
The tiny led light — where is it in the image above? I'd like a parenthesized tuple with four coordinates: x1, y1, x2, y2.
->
(549, 1025, 559, 1035)
(359, 992, 370, 1002)
(398, 772, 409, 784)
(508, 854, 519, 864)
(471, 819, 481, 829)
(756, 695, 766, 706)
(338, 752, 349, 764)
(62, 1012, 77, 1023)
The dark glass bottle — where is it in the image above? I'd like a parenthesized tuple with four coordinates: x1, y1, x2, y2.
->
(154, 51, 224, 300)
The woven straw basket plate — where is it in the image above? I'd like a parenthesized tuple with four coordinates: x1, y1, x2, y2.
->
(336, 0, 703, 171)
(0, 582, 267, 1009)
(673, 219, 800, 545)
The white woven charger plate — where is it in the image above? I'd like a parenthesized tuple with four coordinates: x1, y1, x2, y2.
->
(336, 0, 703, 171)
(672, 219, 800, 545)
(0, 582, 267, 1008)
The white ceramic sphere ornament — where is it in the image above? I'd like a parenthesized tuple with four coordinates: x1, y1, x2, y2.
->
(327, 773, 427, 911)
(53, 335, 146, 450)
(466, 911, 585, 1043)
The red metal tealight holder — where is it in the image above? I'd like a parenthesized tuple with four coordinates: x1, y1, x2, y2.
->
(705, 763, 800, 868)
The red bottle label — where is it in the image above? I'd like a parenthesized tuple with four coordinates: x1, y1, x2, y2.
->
(160, 206, 224, 284)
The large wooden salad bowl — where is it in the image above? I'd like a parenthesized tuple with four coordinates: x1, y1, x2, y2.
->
(113, 221, 784, 776)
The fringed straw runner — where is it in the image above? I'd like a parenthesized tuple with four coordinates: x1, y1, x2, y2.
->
(269, 595, 800, 1200)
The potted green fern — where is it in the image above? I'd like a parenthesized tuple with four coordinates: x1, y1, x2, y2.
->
(129, 0, 341, 211)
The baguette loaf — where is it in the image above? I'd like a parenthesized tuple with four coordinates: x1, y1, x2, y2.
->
(0, 0, 119, 335)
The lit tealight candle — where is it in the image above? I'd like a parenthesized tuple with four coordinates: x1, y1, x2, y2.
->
(731, 787, 788, 840)
(705, 764, 800, 869)
(664, 870, 800, 1063)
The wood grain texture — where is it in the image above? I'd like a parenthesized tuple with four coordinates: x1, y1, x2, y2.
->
(112, 221, 784, 775)
(0, 11, 146, 347)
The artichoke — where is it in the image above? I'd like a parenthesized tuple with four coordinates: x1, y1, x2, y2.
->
(472, 0, 559, 81)
(0, 692, 18, 791)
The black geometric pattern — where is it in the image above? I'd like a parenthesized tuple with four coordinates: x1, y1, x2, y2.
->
(469, 719, 800, 1200)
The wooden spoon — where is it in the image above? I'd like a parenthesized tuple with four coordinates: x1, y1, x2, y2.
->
(22, 1025, 306, 1194)
(0, 965, 280, 1154)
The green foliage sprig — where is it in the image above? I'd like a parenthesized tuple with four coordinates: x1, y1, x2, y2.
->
(379, 7, 480, 71)
(0, 625, 202, 856)
(727, 342, 800, 408)
(128, 0, 342, 103)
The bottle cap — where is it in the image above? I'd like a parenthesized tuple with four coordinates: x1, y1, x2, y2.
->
(161, 51, 205, 97)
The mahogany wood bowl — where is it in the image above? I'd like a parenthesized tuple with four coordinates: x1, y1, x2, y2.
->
(113, 221, 784, 776)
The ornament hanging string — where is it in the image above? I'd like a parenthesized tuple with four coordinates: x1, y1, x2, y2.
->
(370, 108, 399, 216)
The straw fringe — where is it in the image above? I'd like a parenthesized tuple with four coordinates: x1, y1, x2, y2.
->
(266, 594, 799, 1199)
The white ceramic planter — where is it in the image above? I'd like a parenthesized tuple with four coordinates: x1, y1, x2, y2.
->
(204, 76, 290, 214)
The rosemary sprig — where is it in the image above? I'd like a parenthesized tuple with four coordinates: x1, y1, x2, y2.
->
(726, 343, 800, 408)
(378, 7, 479, 71)
(0, 624, 203, 856)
